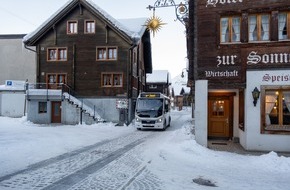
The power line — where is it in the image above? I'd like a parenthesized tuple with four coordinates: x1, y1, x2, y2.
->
(0, 6, 37, 27)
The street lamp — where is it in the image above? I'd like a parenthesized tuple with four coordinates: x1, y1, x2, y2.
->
(181, 68, 188, 78)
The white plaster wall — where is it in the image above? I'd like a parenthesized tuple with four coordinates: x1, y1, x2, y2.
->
(82, 98, 120, 123)
(1, 92, 25, 117)
(246, 70, 290, 152)
(194, 80, 208, 147)
(27, 100, 51, 124)
(62, 100, 81, 125)
(0, 94, 2, 115)
(233, 91, 240, 139)
(0, 38, 36, 84)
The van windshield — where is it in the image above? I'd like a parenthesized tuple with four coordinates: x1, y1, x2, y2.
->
(136, 98, 163, 117)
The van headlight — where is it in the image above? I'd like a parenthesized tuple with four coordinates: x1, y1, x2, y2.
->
(156, 118, 163, 123)
(136, 118, 141, 122)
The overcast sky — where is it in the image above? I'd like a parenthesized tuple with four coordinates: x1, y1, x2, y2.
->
(0, 0, 187, 78)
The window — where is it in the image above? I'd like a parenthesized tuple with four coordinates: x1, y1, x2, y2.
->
(108, 48, 117, 59)
(96, 47, 117, 60)
(278, 12, 290, 40)
(97, 48, 106, 60)
(67, 21, 78, 34)
(102, 73, 123, 87)
(85, 20, 95, 34)
(211, 101, 225, 116)
(220, 16, 241, 43)
(47, 74, 66, 89)
(39, 102, 47, 113)
(262, 86, 290, 133)
(248, 14, 270, 41)
(47, 48, 67, 61)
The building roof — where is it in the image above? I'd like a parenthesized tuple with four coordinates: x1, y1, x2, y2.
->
(0, 34, 26, 39)
(23, 0, 148, 45)
(146, 70, 171, 84)
(171, 71, 190, 95)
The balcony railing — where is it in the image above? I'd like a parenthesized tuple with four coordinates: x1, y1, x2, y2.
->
(26, 83, 103, 122)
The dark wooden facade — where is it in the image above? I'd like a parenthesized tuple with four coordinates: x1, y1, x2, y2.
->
(145, 82, 171, 96)
(145, 70, 171, 96)
(24, 0, 152, 99)
(188, 0, 290, 89)
(188, 1, 290, 150)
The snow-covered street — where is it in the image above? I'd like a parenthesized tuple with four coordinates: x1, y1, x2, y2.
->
(0, 109, 290, 190)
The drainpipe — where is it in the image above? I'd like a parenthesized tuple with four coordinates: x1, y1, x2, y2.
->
(127, 43, 137, 124)
(24, 44, 36, 53)
(24, 44, 38, 117)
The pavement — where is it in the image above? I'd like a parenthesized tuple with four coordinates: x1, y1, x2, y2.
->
(208, 139, 290, 157)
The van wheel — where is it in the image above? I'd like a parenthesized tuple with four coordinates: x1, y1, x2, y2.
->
(167, 116, 171, 127)
(162, 120, 166, 131)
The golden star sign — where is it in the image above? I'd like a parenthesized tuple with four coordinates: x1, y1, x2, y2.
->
(145, 15, 166, 37)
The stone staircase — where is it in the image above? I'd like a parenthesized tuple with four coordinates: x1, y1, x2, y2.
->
(63, 92, 104, 124)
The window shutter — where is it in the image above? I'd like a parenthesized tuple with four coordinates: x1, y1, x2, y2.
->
(271, 11, 278, 41)
(241, 13, 248, 43)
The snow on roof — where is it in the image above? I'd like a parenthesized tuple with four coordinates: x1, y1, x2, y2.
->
(23, 0, 74, 43)
(171, 72, 190, 95)
(24, 0, 147, 43)
(86, 0, 147, 41)
(117, 18, 147, 39)
(0, 85, 25, 91)
(146, 70, 170, 83)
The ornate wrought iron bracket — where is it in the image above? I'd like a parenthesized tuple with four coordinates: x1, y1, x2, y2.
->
(147, 0, 189, 25)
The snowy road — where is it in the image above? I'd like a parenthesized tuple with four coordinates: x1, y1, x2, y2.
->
(0, 111, 190, 190)
(1, 109, 289, 190)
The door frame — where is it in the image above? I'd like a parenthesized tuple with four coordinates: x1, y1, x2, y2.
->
(208, 92, 235, 139)
(51, 101, 62, 123)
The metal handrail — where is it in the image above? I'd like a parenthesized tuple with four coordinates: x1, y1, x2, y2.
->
(26, 83, 103, 122)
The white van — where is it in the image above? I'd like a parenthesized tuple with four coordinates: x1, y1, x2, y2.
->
(135, 92, 171, 130)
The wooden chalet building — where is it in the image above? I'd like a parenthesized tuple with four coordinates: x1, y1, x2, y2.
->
(188, 0, 290, 152)
(145, 70, 171, 96)
(23, 0, 152, 124)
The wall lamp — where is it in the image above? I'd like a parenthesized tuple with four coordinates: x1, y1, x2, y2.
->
(252, 87, 260, 107)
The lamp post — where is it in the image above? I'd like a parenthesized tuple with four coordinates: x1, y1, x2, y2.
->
(181, 68, 188, 78)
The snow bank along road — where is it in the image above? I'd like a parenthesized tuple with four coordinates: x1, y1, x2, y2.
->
(0, 111, 189, 190)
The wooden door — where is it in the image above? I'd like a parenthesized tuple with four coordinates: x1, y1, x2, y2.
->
(51, 101, 61, 123)
(208, 99, 230, 138)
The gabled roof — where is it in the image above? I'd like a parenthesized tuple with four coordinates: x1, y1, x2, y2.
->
(171, 72, 190, 96)
(146, 70, 171, 84)
(23, 0, 147, 45)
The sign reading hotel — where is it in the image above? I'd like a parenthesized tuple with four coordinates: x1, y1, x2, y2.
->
(206, 0, 243, 7)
